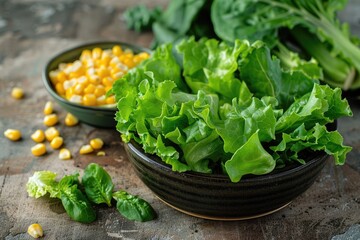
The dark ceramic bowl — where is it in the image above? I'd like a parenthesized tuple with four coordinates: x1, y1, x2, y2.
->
(42, 41, 150, 128)
(125, 141, 330, 220)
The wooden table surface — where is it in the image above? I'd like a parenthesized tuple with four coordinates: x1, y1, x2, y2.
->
(1, 1, 360, 239)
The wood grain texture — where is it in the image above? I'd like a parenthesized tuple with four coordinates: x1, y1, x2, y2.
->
(0, 0, 359, 239)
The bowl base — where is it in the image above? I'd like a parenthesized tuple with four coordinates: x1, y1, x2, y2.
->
(156, 195, 291, 221)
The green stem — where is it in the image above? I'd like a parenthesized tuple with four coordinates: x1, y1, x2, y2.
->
(290, 27, 353, 86)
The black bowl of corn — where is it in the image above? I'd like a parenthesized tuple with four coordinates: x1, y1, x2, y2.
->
(42, 41, 151, 128)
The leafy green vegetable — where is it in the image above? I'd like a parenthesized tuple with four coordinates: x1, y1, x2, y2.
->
(211, 0, 360, 90)
(82, 163, 114, 207)
(26, 171, 58, 198)
(124, 0, 215, 48)
(124, 0, 360, 90)
(225, 131, 276, 182)
(113, 190, 156, 222)
(60, 184, 97, 223)
(238, 41, 318, 109)
(26, 164, 156, 223)
(112, 38, 352, 182)
(271, 123, 352, 165)
(123, 4, 162, 32)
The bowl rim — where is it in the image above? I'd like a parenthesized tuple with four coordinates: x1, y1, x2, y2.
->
(126, 140, 329, 184)
(42, 41, 151, 112)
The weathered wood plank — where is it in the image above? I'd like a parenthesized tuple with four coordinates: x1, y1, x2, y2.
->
(1, 0, 360, 239)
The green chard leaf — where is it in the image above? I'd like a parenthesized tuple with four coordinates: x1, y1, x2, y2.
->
(82, 163, 114, 207)
(238, 42, 316, 109)
(113, 190, 156, 222)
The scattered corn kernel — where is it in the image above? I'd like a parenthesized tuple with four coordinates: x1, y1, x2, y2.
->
(4, 129, 21, 141)
(49, 45, 149, 106)
(31, 143, 47, 156)
(97, 151, 106, 156)
(11, 87, 24, 99)
(59, 148, 72, 160)
(90, 138, 104, 150)
(31, 129, 45, 143)
(44, 127, 60, 142)
(64, 113, 79, 126)
(27, 223, 43, 238)
(43, 114, 58, 126)
(79, 144, 94, 154)
(43, 101, 54, 115)
(50, 136, 63, 149)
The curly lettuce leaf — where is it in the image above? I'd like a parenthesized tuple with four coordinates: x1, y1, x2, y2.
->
(112, 38, 353, 182)
(177, 37, 244, 101)
(271, 123, 352, 165)
(275, 84, 353, 133)
(26, 171, 59, 199)
(225, 131, 276, 182)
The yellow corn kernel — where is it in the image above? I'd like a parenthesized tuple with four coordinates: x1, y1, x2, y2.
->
(73, 83, 85, 95)
(83, 94, 97, 106)
(31, 129, 45, 143)
(4, 129, 21, 141)
(31, 143, 47, 156)
(50, 136, 63, 149)
(94, 59, 102, 68)
(94, 85, 106, 97)
(88, 75, 100, 84)
(112, 45, 123, 56)
(27, 223, 43, 238)
(90, 138, 104, 150)
(96, 66, 109, 79)
(105, 95, 115, 104)
(122, 58, 135, 68)
(80, 49, 92, 61)
(109, 56, 120, 68)
(43, 114, 58, 127)
(102, 76, 114, 87)
(65, 113, 79, 126)
(92, 47, 102, 59)
(83, 83, 96, 94)
(45, 127, 60, 142)
(137, 52, 150, 60)
(68, 95, 82, 104)
(11, 87, 24, 99)
(96, 96, 106, 105)
(79, 144, 94, 154)
(97, 151, 106, 156)
(43, 101, 54, 115)
(56, 71, 67, 82)
(111, 71, 124, 80)
(59, 148, 71, 160)
(55, 82, 65, 95)
(100, 54, 111, 66)
(49, 70, 59, 85)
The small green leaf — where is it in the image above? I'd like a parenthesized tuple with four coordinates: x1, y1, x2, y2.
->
(113, 190, 156, 222)
(60, 185, 96, 223)
(82, 163, 114, 207)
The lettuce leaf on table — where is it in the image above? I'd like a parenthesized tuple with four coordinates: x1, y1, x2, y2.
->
(111, 38, 352, 182)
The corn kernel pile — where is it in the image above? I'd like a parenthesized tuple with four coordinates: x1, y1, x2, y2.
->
(49, 45, 150, 106)
(4, 100, 106, 159)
